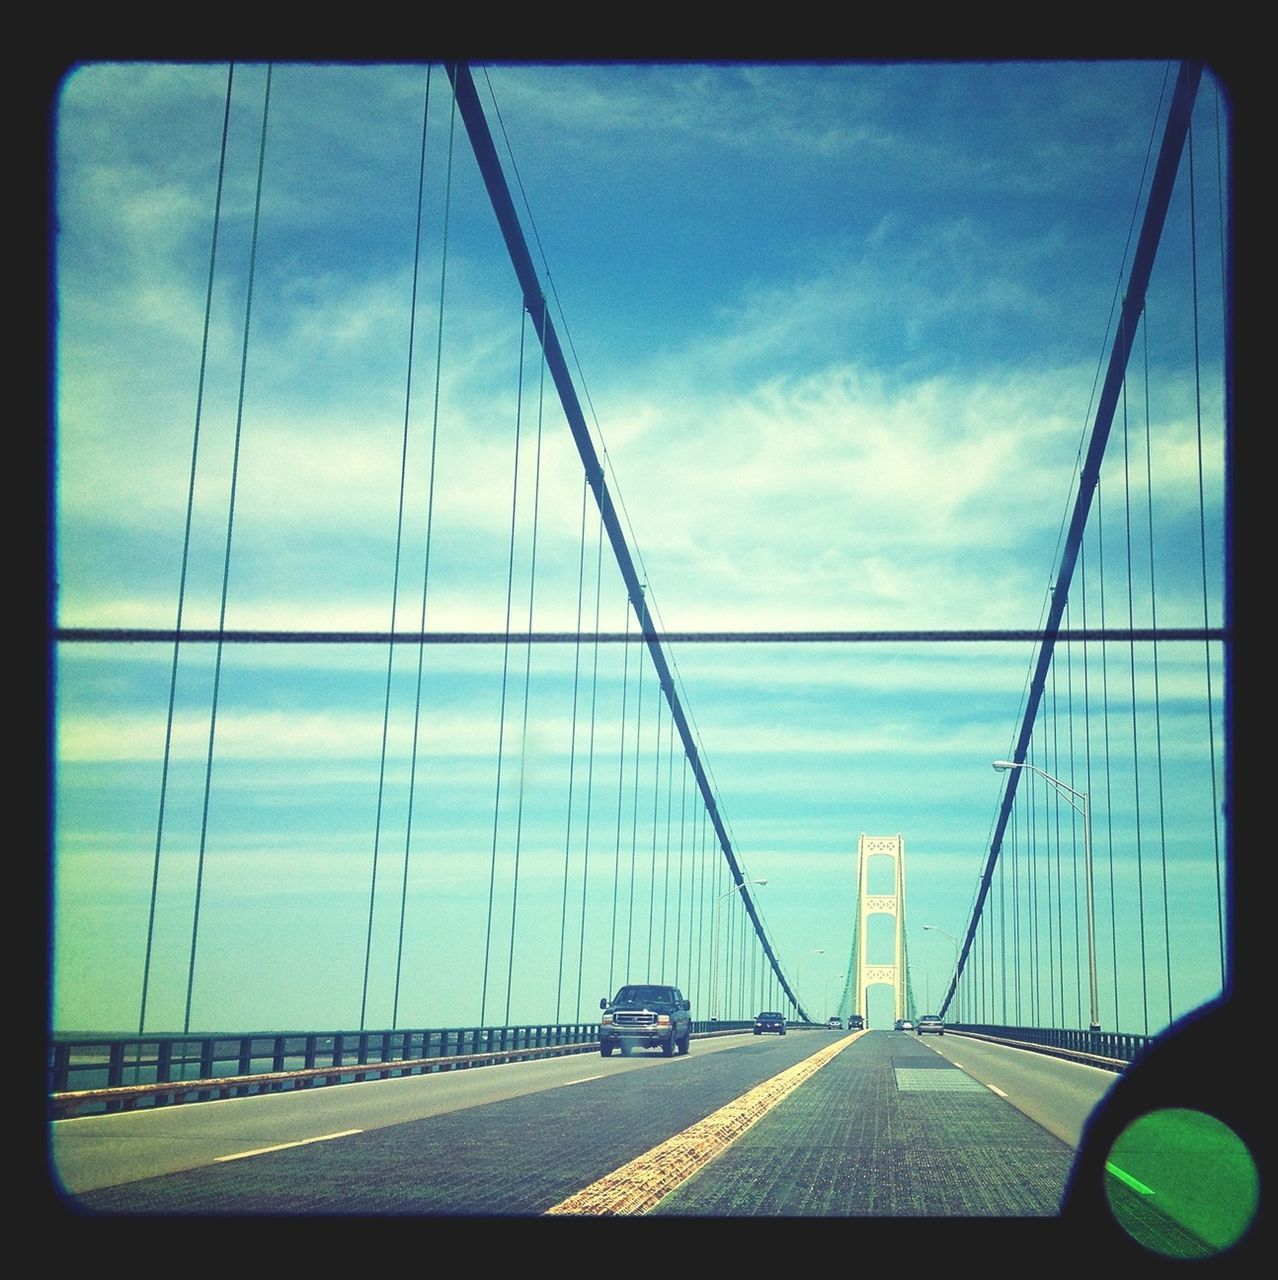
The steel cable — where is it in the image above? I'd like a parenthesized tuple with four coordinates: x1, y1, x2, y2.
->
(140, 63, 234, 1037)
(184, 64, 272, 1034)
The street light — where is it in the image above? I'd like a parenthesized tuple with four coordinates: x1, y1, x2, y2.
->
(922, 924, 959, 1023)
(711, 878, 768, 1023)
(994, 758, 1100, 1032)
(790, 949, 824, 1022)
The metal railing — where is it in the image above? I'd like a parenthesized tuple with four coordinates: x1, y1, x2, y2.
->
(946, 1023, 1151, 1071)
(49, 1023, 597, 1116)
(48, 1019, 767, 1118)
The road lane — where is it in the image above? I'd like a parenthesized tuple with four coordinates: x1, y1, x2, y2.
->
(919, 1031, 1121, 1145)
(50, 1032, 749, 1196)
(56, 1032, 828, 1214)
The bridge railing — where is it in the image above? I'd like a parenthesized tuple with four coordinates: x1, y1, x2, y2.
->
(49, 1024, 598, 1104)
(948, 1023, 1151, 1070)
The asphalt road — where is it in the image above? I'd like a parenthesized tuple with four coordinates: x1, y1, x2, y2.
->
(50, 1029, 1116, 1220)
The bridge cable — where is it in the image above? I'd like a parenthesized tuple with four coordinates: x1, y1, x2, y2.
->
(1121, 342, 1151, 1035)
(1142, 311, 1174, 1028)
(973, 61, 1177, 959)
(1197, 99, 1225, 985)
(479, 308, 528, 1026)
(662, 695, 675, 979)
(950, 62, 1202, 1022)
(1067, 601, 1083, 1027)
(626, 624, 645, 982)
(574, 508, 606, 1020)
(608, 601, 631, 995)
(393, 69, 453, 1030)
(184, 64, 272, 1034)
(1080, 523, 1097, 1029)
(446, 63, 795, 1013)
(362, 75, 430, 1029)
(504, 299, 549, 1024)
(1042, 62, 1174, 604)
(646, 689, 662, 975)
(1055, 675, 1065, 1024)
(555, 475, 590, 1023)
(675, 755, 687, 982)
(476, 66, 741, 935)
(1093, 482, 1120, 1030)
(139, 63, 234, 1037)
(1011, 796, 1021, 1023)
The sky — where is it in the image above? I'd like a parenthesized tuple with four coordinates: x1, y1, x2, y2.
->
(51, 60, 1230, 1039)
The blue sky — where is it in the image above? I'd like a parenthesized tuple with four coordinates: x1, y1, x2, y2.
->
(52, 61, 1229, 1037)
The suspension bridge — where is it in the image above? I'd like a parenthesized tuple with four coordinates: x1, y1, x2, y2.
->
(50, 58, 1250, 1251)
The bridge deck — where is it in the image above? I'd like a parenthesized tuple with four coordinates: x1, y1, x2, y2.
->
(655, 1030, 1072, 1216)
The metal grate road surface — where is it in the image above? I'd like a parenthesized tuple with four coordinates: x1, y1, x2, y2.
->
(653, 1032, 1074, 1216)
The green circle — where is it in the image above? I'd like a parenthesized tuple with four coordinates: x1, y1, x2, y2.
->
(1104, 1108, 1259, 1259)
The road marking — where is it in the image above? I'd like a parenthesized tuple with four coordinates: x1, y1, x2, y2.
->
(214, 1129, 363, 1162)
(1106, 1161, 1155, 1195)
(986, 1083, 1008, 1097)
(567, 1074, 605, 1085)
(546, 1037, 855, 1215)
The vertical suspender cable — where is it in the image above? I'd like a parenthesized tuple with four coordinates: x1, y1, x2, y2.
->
(1097, 483, 1120, 1030)
(184, 64, 272, 1034)
(1054, 671, 1065, 1025)
(140, 63, 234, 1036)
(1122, 353, 1151, 1035)
(504, 301, 548, 1024)
(676, 756, 687, 981)
(608, 603, 630, 995)
(575, 513, 605, 1019)
(646, 695, 662, 973)
(1196, 108, 1225, 985)
(394, 69, 454, 1029)
(625, 633, 644, 980)
(385, 66, 438, 1030)
(480, 310, 527, 1025)
(1081, 527, 1095, 1029)
(1066, 603, 1082, 1027)
(1142, 313, 1173, 1025)
(556, 476, 589, 1022)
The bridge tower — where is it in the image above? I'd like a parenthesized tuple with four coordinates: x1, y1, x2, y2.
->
(844, 833, 909, 1026)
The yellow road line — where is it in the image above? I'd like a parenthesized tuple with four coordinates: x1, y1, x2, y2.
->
(546, 1033, 861, 1215)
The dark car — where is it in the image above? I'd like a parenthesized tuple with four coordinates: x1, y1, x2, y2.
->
(917, 1015, 945, 1035)
(599, 984, 691, 1057)
(847, 1014, 865, 1030)
(754, 1011, 786, 1035)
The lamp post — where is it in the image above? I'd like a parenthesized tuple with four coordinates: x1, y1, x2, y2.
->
(711, 878, 767, 1023)
(922, 924, 960, 1023)
(994, 759, 1100, 1032)
(795, 949, 824, 1022)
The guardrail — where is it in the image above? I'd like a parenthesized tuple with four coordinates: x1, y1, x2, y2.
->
(50, 1023, 596, 1116)
(946, 1023, 1152, 1072)
(48, 1019, 759, 1118)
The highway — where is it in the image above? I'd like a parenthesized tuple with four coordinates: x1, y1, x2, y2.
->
(51, 1028, 1117, 1218)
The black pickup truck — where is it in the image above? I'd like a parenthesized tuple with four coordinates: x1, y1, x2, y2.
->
(599, 984, 692, 1057)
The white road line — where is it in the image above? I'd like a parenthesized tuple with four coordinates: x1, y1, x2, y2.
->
(986, 1083, 1008, 1097)
(567, 1074, 605, 1085)
(214, 1128, 363, 1162)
